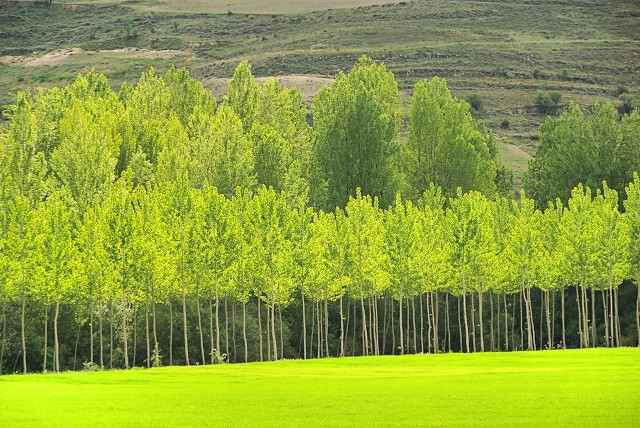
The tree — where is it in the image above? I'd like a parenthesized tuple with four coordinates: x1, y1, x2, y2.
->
(624, 173, 640, 347)
(591, 183, 630, 347)
(32, 191, 79, 372)
(313, 55, 403, 210)
(5, 195, 36, 373)
(246, 187, 293, 361)
(223, 61, 260, 133)
(345, 190, 389, 356)
(524, 102, 640, 209)
(405, 77, 497, 201)
(504, 191, 542, 350)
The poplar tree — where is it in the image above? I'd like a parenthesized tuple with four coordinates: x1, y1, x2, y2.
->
(405, 77, 497, 201)
(623, 173, 640, 347)
(313, 56, 403, 210)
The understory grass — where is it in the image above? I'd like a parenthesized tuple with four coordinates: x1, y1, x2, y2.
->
(1, 348, 639, 427)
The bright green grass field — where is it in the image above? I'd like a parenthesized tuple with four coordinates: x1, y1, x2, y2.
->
(1, 348, 639, 427)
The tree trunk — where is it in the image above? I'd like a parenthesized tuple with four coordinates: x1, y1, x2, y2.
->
(122, 291, 129, 369)
(169, 300, 173, 366)
(309, 298, 315, 358)
(209, 296, 214, 364)
(181, 289, 189, 366)
(457, 296, 463, 352)
(602, 289, 610, 348)
(496, 292, 501, 351)
(270, 270, 278, 361)
(215, 277, 220, 358)
(478, 287, 484, 353)
(257, 296, 263, 362)
(197, 296, 206, 364)
(575, 285, 582, 348)
(360, 279, 368, 356)
(339, 280, 344, 357)
(133, 307, 137, 367)
(561, 290, 566, 349)
(90, 300, 94, 365)
(121, 245, 129, 369)
(324, 292, 329, 358)
(545, 290, 552, 350)
(462, 261, 470, 353)
(405, 294, 410, 354)
(489, 290, 495, 352)
(344, 299, 350, 356)
(581, 284, 589, 348)
(316, 299, 321, 358)
(471, 291, 476, 353)
(232, 299, 237, 363)
(243, 300, 248, 363)
(110, 300, 114, 369)
(503, 293, 508, 351)
(398, 284, 404, 355)
(152, 299, 158, 366)
(99, 302, 104, 369)
(445, 293, 451, 352)
(591, 288, 597, 347)
(54, 299, 60, 373)
(145, 297, 150, 368)
(520, 287, 526, 350)
(73, 322, 81, 371)
(302, 289, 307, 359)
(528, 286, 536, 350)
(391, 295, 395, 354)
(433, 291, 439, 353)
(0, 303, 6, 375)
(21, 290, 27, 374)
(614, 287, 621, 347)
(225, 297, 230, 360)
(512, 294, 517, 351)
(411, 297, 417, 354)
(419, 293, 425, 354)
(43, 305, 48, 372)
(426, 291, 432, 353)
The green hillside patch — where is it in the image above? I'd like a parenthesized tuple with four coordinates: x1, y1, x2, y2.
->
(1, 348, 639, 427)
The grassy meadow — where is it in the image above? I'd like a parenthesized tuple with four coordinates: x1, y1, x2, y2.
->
(1, 0, 639, 187)
(1, 348, 639, 427)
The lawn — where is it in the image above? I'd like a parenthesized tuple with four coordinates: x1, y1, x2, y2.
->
(1, 348, 638, 427)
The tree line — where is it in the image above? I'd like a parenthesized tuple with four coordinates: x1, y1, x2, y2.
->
(0, 58, 639, 374)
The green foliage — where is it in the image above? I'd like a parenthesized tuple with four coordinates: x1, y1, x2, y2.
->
(524, 102, 640, 208)
(618, 93, 637, 115)
(312, 55, 403, 210)
(464, 92, 484, 111)
(1, 62, 640, 372)
(405, 77, 499, 201)
(534, 90, 562, 115)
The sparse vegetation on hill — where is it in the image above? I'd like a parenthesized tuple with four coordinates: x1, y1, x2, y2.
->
(1, 0, 639, 188)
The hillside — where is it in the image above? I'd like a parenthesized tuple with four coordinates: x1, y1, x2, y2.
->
(1, 0, 639, 186)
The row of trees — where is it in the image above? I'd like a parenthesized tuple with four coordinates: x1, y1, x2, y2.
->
(1, 177, 639, 374)
(0, 57, 639, 373)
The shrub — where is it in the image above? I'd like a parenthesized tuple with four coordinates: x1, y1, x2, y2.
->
(548, 90, 562, 105)
(501, 119, 510, 129)
(618, 93, 637, 115)
(615, 84, 628, 96)
(534, 90, 562, 114)
(532, 69, 541, 79)
(464, 92, 484, 111)
(561, 68, 569, 80)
